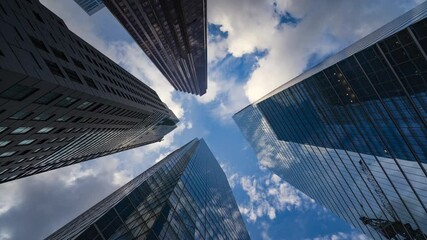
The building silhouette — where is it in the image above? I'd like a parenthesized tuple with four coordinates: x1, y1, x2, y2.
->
(47, 139, 250, 240)
(74, 0, 105, 15)
(234, 2, 427, 239)
(103, 0, 208, 95)
(0, 0, 177, 183)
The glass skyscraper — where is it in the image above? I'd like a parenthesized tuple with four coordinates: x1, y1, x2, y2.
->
(234, 2, 427, 239)
(0, 0, 177, 183)
(74, 0, 105, 15)
(103, 0, 208, 95)
(47, 139, 250, 240)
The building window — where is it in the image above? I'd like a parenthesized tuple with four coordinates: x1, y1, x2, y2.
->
(42, 147, 51, 152)
(9, 166, 20, 173)
(33, 11, 44, 23)
(51, 46, 68, 62)
(17, 158, 25, 164)
(9, 111, 32, 120)
(83, 76, 98, 89)
(19, 149, 31, 155)
(0, 127, 7, 134)
(76, 101, 94, 110)
(29, 35, 48, 52)
(11, 127, 33, 134)
(90, 103, 104, 112)
(0, 151, 16, 158)
(72, 58, 86, 70)
(56, 116, 72, 122)
(35, 92, 62, 105)
(55, 128, 65, 133)
(38, 139, 48, 144)
(33, 113, 54, 121)
(55, 96, 79, 108)
(72, 117, 83, 123)
(64, 67, 83, 84)
(44, 59, 64, 77)
(0, 140, 11, 147)
(37, 127, 54, 134)
(18, 139, 36, 146)
(0, 84, 38, 101)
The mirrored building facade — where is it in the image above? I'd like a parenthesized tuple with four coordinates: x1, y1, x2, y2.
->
(103, 0, 208, 95)
(74, 0, 105, 15)
(0, 0, 178, 183)
(48, 139, 250, 240)
(234, 3, 427, 239)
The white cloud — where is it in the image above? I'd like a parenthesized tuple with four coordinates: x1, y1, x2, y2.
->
(239, 173, 315, 222)
(0, 182, 22, 216)
(207, 28, 229, 63)
(208, 0, 420, 102)
(0, 231, 11, 240)
(0, 155, 135, 239)
(260, 221, 272, 240)
(196, 21, 251, 122)
(197, 77, 220, 104)
(220, 162, 241, 189)
(213, 79, 250, 122)
(1, 0, 421, 239)
(228, 173, 240, 189)
(197, 75, 249, 123)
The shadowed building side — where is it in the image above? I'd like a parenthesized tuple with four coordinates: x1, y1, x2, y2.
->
(0, 0, 178, 183)
(103, 0, 208, 96)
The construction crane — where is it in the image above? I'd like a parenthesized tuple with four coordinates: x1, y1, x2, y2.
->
(359, 159, 397, 219)
(360, 217, 427, 240)
(358, 160, 427, 240)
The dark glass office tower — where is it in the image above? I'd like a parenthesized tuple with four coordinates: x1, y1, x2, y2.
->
(0, 0, 178, 183)
(234, 3, 427, 240)
(47, 139, 250, 240)
(74, 0, 105, 15)
(103, 0, 208, 95)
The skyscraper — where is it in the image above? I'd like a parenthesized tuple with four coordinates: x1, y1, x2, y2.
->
(103, 0, 208, 95)
(0, 0, 178, 183)
(234, 3, 427, 239)
(47, 138, 250, 240)
(74, 0, 105, 15)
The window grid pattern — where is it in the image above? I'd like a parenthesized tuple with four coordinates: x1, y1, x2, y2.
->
(47, 139, 249, 240)
(0, 0, 178, 183)
(234, 6, 427, 240)
(103, 0, 207, 95)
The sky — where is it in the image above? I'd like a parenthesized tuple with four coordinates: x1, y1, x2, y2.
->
(0, 0, 424, 239)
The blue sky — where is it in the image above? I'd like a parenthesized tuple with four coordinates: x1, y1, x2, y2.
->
(0, 0, 423, 239)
